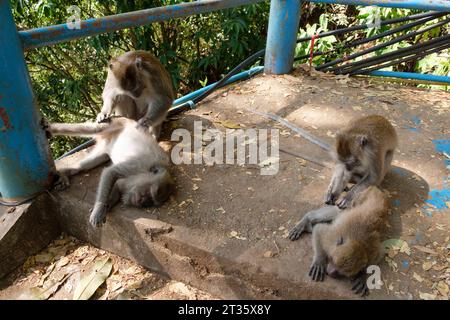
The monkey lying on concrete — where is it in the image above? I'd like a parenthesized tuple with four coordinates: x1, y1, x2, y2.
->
(45, 117, 174, 228)
(326, 115, 397, 209)
(289, 186, 389, 296)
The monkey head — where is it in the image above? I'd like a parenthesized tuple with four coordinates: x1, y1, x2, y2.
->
(122, 166, 174, 208)
(327, 237, 368, 278)
(335, 133, 369, 172)
(108, 52, 146, 98)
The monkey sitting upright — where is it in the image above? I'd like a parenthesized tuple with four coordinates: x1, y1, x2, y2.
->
(97, 50, 175, 138)
(45, 117, 175, 228)
(325, 115, 397, 209)
(289, 186, 389, 296)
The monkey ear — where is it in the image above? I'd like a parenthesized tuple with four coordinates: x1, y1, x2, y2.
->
(135, 57, 143, 70)
(358, 135, 369, 147)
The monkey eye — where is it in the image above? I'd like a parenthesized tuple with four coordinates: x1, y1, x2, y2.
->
(150, 166, 159, 174)
(336, 236, 344, 246)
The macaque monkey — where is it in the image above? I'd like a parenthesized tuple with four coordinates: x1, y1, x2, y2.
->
(289, 186, 389, 296)
(45, 117, 175, 227)
(97, 50, 175, 138)
(325, 115, 397, 209)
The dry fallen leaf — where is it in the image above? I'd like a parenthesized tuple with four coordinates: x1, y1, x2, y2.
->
(73, 257, 112, 300)
(422, 261, 433, 271)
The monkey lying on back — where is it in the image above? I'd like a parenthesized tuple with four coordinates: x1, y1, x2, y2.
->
(97, 50, 175, 138)
(289, 186, 389, 296)
(46, 117, 174, 227)
(326, 115, 397, 209)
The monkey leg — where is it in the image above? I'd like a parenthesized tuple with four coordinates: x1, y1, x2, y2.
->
(309, 224, 329, 281)
(325, 164, 351, 205)
(49, 122, 111, 137)
(289, 206, 341, 241)
(54, 146, 109, 191)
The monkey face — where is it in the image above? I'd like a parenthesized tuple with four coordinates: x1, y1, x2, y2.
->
(336, 134, 368, 171)
(108, 56, 144, 98)
(123, 170, 174, 208)
(329, 238, 368, 278)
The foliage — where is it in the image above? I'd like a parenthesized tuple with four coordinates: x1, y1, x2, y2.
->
(9, 1, 449, 156)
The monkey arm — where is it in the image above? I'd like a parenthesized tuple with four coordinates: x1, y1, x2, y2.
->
(289, 206, 341, 241)
(107, 182, 122, 210)
(138, 96, 171, 128)
(337, 171, 378, 209)
(90, 165, 124, 227)
(98, 90, 122, 123)
(309, 224, 329, 281)
(325, 164, 351, 205)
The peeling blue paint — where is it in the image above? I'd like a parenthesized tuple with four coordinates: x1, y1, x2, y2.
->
(406, 126, 419, 133)
(433, 139, 450, 155)
(425, 188, 450, 210)
(392, 199, 401, 207)
(401, 260, 409, 269)
(411, 116, 421, 126)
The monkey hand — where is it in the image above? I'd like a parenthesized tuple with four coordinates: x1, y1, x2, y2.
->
(89, 202, 108, 227)
(96, 112, 111, 123)
(336, 194, 353, 209)
(137, 117, 152, 129)
(325, 189, 338, 205)
(309, 260, 326, 281)
(288, 221, 309, 241)
(351, 272, 369, 297)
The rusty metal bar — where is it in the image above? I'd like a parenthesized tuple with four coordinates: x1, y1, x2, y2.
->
(19, 0, 266, 51)
(0, 0, 55, 204)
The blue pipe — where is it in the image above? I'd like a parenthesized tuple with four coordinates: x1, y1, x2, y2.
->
(19, 0, 265, 51)
(368, 71, 450, 84)
(307, 0, 450, 11)
(265, 0, 302, 74)
(0, 1, 55, 203)
(171, 66, 264, 108)
(57, 66, 264, 160)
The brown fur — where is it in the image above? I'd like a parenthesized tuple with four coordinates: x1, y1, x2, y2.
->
(319, 186, 389, 278)
(326, 114, 397, 208)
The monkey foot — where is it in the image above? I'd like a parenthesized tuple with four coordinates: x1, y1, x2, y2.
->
(53, 174, 70, 191)
(288, 223, 307, 241)
(309, 262, 326, 282)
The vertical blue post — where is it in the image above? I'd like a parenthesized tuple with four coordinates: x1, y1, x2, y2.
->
(0, 0, 55, 203)
(265, 0, 302, 74)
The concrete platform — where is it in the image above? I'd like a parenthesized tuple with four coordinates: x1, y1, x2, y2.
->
(0, 194, 60, 278)
(4, 67, 448, 299)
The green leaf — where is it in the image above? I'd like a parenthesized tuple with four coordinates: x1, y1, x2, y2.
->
(73, 257, 112, 300)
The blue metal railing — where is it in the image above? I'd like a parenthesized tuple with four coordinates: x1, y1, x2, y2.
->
(1, 0, 449, 203)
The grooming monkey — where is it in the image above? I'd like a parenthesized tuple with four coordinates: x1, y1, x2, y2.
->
(325, 115, 397, 209)
(289, 186, 389, 296)
(97, 50, 175, 138)
(45, 117, 174, 227)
